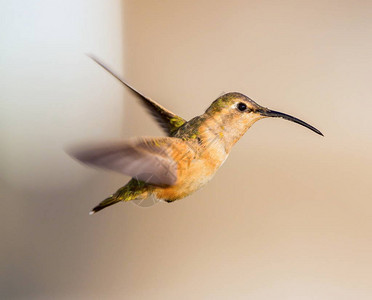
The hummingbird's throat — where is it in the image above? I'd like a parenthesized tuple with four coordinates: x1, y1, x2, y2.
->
(201, 111, 263, 153)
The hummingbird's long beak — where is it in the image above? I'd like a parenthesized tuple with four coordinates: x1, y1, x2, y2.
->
(260, 109, 323, 136)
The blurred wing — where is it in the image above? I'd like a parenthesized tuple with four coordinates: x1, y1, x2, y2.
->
(88, 54, 186, 135)
(68, 137, 187, 186)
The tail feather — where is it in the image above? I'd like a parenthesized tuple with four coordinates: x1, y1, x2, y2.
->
(89, 179, 148, 215)
(89, 196, 121, 215)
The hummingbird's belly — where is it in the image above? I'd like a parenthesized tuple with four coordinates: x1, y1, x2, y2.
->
(153, 142, 228, 201)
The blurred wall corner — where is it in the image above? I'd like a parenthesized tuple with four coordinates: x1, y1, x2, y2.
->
(0, 1, 128, 299)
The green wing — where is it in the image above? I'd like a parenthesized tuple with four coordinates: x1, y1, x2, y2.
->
(88, 55, 186, 136)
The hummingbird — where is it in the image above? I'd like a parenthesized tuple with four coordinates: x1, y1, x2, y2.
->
(70, 55, 323, 215)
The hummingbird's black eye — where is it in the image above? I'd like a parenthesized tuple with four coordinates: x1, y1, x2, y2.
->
(237, 102, 247, 112)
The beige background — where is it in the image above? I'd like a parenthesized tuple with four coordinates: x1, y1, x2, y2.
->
(1, 0, 372, 299)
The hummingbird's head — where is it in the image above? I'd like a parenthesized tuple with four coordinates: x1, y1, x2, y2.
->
(204, 92, 322, 149)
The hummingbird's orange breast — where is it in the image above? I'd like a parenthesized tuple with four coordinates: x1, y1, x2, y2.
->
(153, 132, 228, 202)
